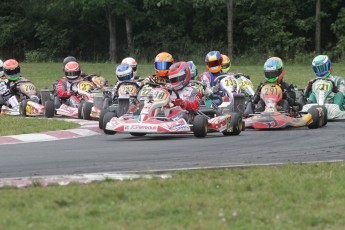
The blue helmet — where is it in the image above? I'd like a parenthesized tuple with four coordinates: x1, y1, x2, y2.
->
(312, 55, 332, 78)
(187, 61, 198, 80)
(115, 64, 133, 81)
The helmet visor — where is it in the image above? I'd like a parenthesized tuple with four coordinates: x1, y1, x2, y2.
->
(131, 66, 137, 72)
(65, 70, 80, 79)
(117, 73, 133, 81)
(207, 60, 222, 68)
(155, 62, 173, 71)
(222, 63, 230, 69)
(264, 69, 282, 80)
(4, 69, 20, 77)
(312, 65, 329, 77)
(169, 71, 186, 84)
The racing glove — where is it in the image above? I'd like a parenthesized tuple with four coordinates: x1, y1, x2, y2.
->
(173, 98, 187, 109)
(333, 86, 339, 93)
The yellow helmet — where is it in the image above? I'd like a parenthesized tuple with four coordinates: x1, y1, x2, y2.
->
(221, 54, 231, 73)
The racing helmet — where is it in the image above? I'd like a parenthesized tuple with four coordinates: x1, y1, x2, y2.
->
(121, 57, 137, 72)
(63, 56, 77, 67)
(205, 51, 223, 73)
(312, 55, 332, 78)
(3, 59, 21, 81)
(116, 63, 133, 82)
(168, 61, 191, 90)
(187, 61, 198, 80)
(64, 61, 81, 82)
(221, 54, 231, 73)
(154, 52, 174, 77)
(263, 57, 284, 83)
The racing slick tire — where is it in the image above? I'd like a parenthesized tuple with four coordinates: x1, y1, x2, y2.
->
(99, 108, 110, 129)
(19, 99, 28, 117)
(130, 132, 147, 137)
(193, 115, 208, 138)
(44, 100, 55, 118)
(223, 112, 242, 136)
(78, 101, 84, 119)
(118, 99, 129, 117)
(321, 105, 327, 126)
(103, 111, 117, 135)
(307, 105, 323, 129)
(82, 102, 93, 120)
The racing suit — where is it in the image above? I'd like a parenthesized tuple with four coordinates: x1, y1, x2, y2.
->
(304, 75, 345, 110)
(55, 76, 83, 107)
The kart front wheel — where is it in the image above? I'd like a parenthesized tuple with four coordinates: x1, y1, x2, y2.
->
(103, 111, 117, 135)
(44, 100, 55, 118)
(78, 101, 84, 119)
(193, 115, 208, 138)
(99, 108, 110, 129)
(82, 102, 93, 120)
(223, 112, 242, 136)
(19, 99, 27, 117)
(307, 105, 323, 129)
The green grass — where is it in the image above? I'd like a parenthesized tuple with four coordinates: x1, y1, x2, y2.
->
(1, 162, 345, 229)
(0, 116, 80, 136)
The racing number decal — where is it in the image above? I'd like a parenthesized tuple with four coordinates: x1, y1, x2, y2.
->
(79, 82, 94, 92)
(260, 84, 282, 99)
(224, 79, 237, 87)
(315, 81, 331, 91)
(139, 88, 152, 96)
(152, 90, 168, 101)
(239, 80, 253, 89)
(119, 85, 137, 95)
(20, 83, 36, 94)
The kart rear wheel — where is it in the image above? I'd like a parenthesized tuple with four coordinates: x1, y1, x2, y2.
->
(223, 112, 242, 136)
(78, 101, 84, 119)
(82, 102, 93, 120)
(130, 132, 147, 137)
(103, 111, 117, 135)
(44, 100, 55, 118)
(19, 99, 27, 117)
(193, 115, 208, 138)
(99, 108, 110, 129)
(307, 105, 323, 129)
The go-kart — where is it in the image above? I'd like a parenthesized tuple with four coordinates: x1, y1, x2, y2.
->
(300, 78, 345, 121)
(98, 80, 155, 129)
(244, 83, 326, 129)
(103, 85, 244, 138)
(1, 80, 55, 117)
(54, 74, 107, 118)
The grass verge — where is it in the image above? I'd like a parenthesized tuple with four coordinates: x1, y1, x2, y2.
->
(0, 162, 344, 229)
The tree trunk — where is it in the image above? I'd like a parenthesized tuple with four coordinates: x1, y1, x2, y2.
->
(315, 0, 321, 54)
(106, 10, 117, 63)
(125, 18, 133, 56)
(227, 0, 233, 57)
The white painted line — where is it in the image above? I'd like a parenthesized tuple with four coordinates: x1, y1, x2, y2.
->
(7, 133, 59, 142)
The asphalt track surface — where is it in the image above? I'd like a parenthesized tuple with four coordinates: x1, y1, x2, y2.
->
(0, 119, 344, 179)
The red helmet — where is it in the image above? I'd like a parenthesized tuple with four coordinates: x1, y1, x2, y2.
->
(168, 61, 191, 90)
(3, 59, 21, 80)
(64, 61, 81, 82)
(154, 52, 174, 77)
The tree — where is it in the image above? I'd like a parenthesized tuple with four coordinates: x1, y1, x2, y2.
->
(315, 0, 321, 53)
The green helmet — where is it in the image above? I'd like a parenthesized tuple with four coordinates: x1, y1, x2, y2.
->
(312, 55, 332, 78)
(263, 57, 284, 83)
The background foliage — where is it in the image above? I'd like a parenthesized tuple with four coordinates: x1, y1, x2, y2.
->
(1, 0, 345, 64)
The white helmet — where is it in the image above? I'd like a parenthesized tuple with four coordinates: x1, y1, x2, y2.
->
(0, 59, 3, 77)
(121, 57, 137, 73)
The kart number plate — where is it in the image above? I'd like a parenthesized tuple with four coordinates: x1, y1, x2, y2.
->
(118, 85, 137, 96)
(20, 82, 36, 94)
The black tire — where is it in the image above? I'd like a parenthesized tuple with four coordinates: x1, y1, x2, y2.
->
(99, 108, 110, 129)
(44, 100, 55, 118)
(82, 102, 93, 120)
(130, 132, 147, 137)
(54, 96, 61, 109)
(118, 99, 129, 117)
(193, 115, 208, 138)
(103, 111, 117, 135)
(19, 99, 27, 117)
(223, 112, 242, 136)
(307, 106, 322, 129)
(78, 101, 84, 119)
(321, 105, 327, 126)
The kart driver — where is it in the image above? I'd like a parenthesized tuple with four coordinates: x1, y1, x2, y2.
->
(304, 55, 345, 110)
(143, 52, 174, 85)
(251, 57, 297, 113)
(168, 61, 202, 111)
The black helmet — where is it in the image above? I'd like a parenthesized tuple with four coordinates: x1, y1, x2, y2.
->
(63, 56, 77, 67)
